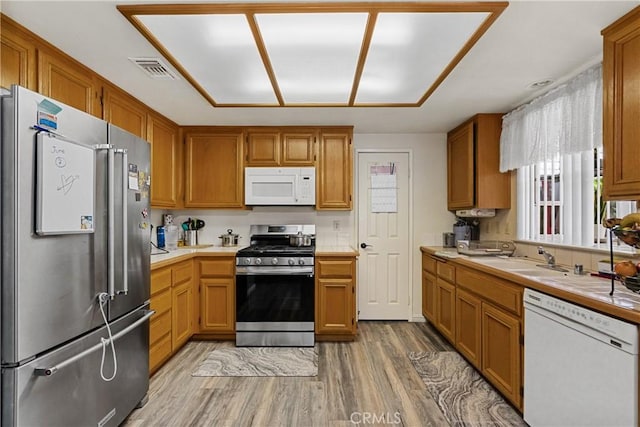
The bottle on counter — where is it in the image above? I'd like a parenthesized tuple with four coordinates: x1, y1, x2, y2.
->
(157, 226, 165, 248)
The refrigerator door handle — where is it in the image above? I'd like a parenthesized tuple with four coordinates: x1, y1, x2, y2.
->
(95, 144, 117, 300)
(115, 148, 128, 296)
(108, 147, 116, 299)
(33, 309, 155, 377)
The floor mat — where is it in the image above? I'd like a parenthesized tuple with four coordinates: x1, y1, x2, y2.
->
(192, 343, 318, 377)
(408, 351, 526, 427)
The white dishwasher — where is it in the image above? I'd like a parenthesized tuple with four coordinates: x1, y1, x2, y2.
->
(524, 288, 638, 427)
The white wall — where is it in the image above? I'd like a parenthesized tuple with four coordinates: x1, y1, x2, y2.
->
(152, 132, 454, 321)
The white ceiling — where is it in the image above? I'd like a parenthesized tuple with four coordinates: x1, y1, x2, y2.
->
(2, 1, 639, 133)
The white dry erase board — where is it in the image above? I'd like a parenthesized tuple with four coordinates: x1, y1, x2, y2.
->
(36, 132, 95, 235)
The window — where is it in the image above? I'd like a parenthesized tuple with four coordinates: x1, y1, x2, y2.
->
(517, 147, 636, 249)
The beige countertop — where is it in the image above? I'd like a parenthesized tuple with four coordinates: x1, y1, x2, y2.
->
(421, 246, 640, 324)
(151, 245, 243, 269)
(151, 244, 358, 270)
(315, 245, 359, 256)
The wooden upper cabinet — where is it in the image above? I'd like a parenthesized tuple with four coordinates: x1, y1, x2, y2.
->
(602, 6, 640, 200)
(245, 128, 316, 166)
(102, 85, 147, 139)
(38, 51, 98, 116)
(447, 114, 510, 210)
(317, 128, 353, 210)
(184, 129, 244, 208)
(281, 131, 316, 166)
(447, 122, 474, 209)
(1, 15, 36, 91)
(148, 112, 180, 208)
(245, 131, 281, 166)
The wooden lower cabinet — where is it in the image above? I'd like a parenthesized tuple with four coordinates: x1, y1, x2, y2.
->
(481, 303, 521, 408)
(455, 288, 482, 369)
(149, 260, 193, 374)
(149, 267, 173, 374)
(422, 270, 436, 322)
(315, 255, 357, 338)
(435, 278, 456, 343)
(200, 278, 235, 333)
(420, 249, 523, 411)
(172, 281, 193, 350)
(198, 257, 236, 335)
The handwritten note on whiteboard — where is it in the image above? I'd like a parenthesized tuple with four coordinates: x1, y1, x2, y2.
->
(36, 132, 95, 235)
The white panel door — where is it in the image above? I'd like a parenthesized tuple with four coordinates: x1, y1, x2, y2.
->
(357, 152, 410, 319)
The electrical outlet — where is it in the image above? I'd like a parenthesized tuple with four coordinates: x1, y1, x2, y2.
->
(333, 220, 340, 231)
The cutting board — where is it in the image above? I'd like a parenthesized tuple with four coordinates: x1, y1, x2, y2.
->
(183, 244, 213, 249)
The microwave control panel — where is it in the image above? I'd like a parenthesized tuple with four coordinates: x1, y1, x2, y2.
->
(299, 174, 315, 200)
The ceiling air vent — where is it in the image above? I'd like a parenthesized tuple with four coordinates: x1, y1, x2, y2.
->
(128, 57, 178, 80)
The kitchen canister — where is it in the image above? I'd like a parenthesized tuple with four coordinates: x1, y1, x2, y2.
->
(442, 232, 456, 247)
(185, 230, 197, 247)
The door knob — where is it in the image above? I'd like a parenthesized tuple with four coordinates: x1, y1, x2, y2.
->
(360, 243, 372, 249)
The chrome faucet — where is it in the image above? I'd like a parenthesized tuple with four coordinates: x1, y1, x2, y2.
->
(537, 246, 556, 266)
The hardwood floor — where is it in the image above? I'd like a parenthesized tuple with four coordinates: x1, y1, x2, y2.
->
(124, 322, 456, 426)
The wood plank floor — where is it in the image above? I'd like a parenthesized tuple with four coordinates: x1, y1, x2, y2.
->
(124, 322, 460, 426)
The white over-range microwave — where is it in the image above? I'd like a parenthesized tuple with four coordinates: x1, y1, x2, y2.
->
(244, 167, 316, 206)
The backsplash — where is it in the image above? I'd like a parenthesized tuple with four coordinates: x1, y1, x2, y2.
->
(150, 207, 352, 247)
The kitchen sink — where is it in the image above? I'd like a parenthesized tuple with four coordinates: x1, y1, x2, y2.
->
(510, 268, 568, 278)
(471, 258, 539, 271)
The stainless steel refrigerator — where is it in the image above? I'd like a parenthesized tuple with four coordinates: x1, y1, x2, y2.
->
(1, 85, 153, 426)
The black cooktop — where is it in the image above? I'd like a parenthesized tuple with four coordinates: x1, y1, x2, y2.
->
(237, 244, 314, 257)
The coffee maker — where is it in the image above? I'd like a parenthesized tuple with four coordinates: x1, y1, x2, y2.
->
(453, 218, 479, 244)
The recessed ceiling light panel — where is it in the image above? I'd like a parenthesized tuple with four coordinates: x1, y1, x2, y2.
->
(139, 14, 278, 104)
(120, 3, 507, 108)
(357, 12, 489, 104)
(257, 13, 368, 104)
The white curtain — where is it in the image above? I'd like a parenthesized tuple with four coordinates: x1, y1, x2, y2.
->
(500, 64, 602, 171)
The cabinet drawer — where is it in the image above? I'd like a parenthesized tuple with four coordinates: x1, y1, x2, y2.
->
(199, 258, 235, 277)
(456, 267, 522, 316)
(172, 261, 192, 286)
(150, 309, 171, 345)
(150, 288, 172, 316)
(437, 262, 456, 283)
(422, 255, 437, 274)
(316, 259, 354, 278)
(149, 332, 172, 373)
(151, 267, 172, 295)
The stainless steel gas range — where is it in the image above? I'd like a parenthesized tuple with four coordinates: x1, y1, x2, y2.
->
(235, 225, 316, 347)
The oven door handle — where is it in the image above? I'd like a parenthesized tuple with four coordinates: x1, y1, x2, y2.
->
(236, 267, 314, 276)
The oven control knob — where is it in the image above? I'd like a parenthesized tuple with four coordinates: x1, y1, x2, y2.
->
(298, 259, 305, 265)
(255, 258, 262, 265)
(244, 258, 251, 265)
(288, 259, 295, 266)
(271, 258, 278, 265)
